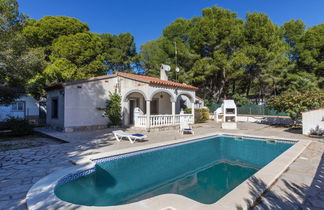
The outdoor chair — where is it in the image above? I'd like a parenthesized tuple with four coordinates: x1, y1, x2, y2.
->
(113, 130, 147, 144)
(179, 122, 194, 135)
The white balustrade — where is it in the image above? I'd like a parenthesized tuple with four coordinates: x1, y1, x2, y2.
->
(134, 114, 194, 128)
(135, 115, 147, 127)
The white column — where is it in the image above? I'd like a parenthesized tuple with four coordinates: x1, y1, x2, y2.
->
(172, 101, 175, 125)
(191, 101, 195, 124)
(146, 100, 151, 129)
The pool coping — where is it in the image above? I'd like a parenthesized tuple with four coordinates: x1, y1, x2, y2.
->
(26, 132, 311, 210)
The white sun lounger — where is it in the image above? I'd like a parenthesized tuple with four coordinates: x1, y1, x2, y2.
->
(179, 122, 194, 135)
(112, 130, 147, 144)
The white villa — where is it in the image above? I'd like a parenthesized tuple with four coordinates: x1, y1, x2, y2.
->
(45, 69, 199, 132)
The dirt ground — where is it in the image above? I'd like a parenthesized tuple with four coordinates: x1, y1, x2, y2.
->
(0, 133, 64, 152)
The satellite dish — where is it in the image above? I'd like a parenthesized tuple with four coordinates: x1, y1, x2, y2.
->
(161, 64, 171, 72)
(175, 67, 180, 72)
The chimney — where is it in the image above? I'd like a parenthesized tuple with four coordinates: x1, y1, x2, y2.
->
(160, 64, 170, 81)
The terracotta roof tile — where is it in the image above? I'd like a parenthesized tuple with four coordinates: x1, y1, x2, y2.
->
(46, 72, 198, 91)
(117, 72, 198, 90)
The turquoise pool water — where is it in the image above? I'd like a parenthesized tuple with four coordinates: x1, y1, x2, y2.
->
(55, 136, 293, 206)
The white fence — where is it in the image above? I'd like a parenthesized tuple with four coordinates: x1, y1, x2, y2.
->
(134, 114, 194, 128)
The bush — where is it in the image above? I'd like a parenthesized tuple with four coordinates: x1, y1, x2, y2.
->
(183, 108, 210, 123)
(5, 117, 34, 136)
(194, 108, 210, 123)
(267, 90, 324, 126)
(184, 108, 191, 114)
(104, 91, 122, 126)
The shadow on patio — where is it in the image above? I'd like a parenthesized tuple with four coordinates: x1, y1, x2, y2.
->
(237, 152, 324, 209)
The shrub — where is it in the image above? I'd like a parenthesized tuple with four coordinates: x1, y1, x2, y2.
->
(5, 117, 33, 136)
(104, 91, 122, 126)
(267, 90, 324, 126)
(193, 108, 209, 123)
(182, 108, 210, 123)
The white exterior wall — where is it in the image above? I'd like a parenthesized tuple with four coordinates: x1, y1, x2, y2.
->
(302, 109, 324, 135)
(64, 78, 118, 129)
(46, 90, 65, 128)
(154, 92, 172, 114)
(0, 95, 39, 121)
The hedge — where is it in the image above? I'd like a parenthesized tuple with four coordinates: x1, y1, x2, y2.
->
(184, 108, 209, 123)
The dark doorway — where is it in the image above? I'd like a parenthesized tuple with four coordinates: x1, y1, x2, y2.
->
(51, 98, 58, 119)
(151, 99, 159, 114)
(129, 98, 139, 125)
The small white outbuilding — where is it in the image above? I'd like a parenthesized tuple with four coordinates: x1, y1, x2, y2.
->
(302, 108, 324, 135)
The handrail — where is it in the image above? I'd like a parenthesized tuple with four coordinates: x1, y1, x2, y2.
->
(134, 114, 194, 128)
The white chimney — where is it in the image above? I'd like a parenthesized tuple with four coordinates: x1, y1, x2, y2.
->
(160, 64, 170, 81)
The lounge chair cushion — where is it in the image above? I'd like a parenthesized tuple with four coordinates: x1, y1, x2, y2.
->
(132, 134, 145, 137)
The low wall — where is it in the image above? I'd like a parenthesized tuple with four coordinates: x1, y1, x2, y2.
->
(237, 115, 292, 125)
(210, 113, 292, 125)
(302, 109, 324, 135)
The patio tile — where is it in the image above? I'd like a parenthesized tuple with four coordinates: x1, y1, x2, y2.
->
(0, 121, 323, 209)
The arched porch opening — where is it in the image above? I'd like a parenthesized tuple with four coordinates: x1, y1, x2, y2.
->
(175, 92, 195, 114)
(123, 90, 147, 125)
(150, 91, 174, 115)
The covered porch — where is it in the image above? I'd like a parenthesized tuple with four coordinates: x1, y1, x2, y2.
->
(122, 88, 195, 129)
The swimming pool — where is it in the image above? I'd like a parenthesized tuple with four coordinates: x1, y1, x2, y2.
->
(54, 136, 293, 207)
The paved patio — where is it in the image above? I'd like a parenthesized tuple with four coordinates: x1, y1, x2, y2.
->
(0, 121, 323, 210)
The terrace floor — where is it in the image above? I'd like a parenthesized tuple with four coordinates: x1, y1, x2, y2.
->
(0, 121, 323, 210)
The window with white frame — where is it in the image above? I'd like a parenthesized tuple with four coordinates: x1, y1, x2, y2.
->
(12, 101, 24, 112)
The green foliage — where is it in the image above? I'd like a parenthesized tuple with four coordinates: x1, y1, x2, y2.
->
(101, 32, 137, 72)
(139, 6, 289, 102)
(50, 32, 105, 74)
(26, 73, 46, 100)
(282, 19, 305, 61)
(104, 92, 122, 126)
(197, 108, 210, 123)
(5, 117, 33, 136)
(0, 0, 28, 104)
(23, 16, 89, 47)
(0, 0, 26, 41)
(242, 12, 288, 97)
(0, 87, 22, 105)
(185, 108, 210, 123)
(25, 23, 137, 98)
(139, 6, 322, 103)
(231, 93, 252, 106)
(267, 91, 324, 126)
(297, 23, 324, 88)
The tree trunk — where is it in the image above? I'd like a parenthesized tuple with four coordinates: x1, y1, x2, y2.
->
(232, 80, 236, 94)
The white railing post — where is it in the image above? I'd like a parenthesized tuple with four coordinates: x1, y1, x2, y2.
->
(172, 101, 175, 125)
(133, 107, 142, 127)
(191, 101, 195, 124)
(146, 100, 151, 130)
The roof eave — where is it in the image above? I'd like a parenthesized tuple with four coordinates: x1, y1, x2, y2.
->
(117, 74, 150, 84)
(149, 82, 198, 91)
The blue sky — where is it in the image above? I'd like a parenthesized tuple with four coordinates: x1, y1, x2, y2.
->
(18, 0, 324, 49)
